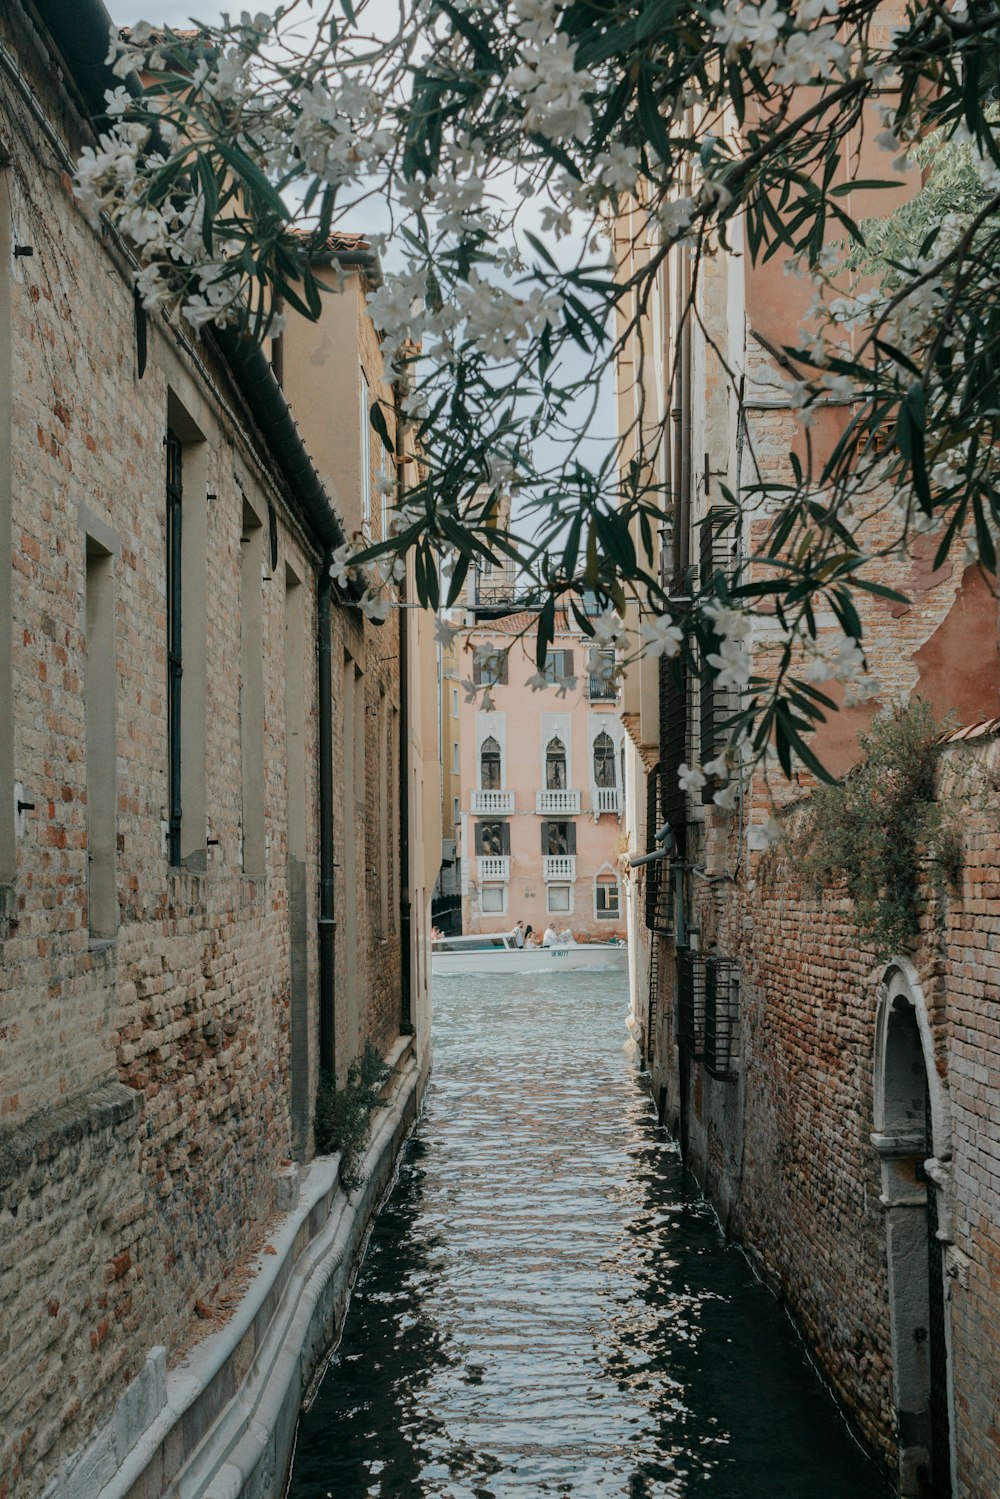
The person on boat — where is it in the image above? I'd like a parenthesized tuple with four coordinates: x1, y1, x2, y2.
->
(512, 920, 525, 949)
(524, 924, 534, 944)
(542, 924, 558, 947)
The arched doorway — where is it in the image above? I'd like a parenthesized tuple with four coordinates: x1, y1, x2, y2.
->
(872, 962, 953, 1497)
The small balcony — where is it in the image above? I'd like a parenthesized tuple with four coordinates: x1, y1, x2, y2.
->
(587, 675, 619, 702)
(543, 855, 576, 882)
(471, 788, 515, 815)
(592, 785, 621, 815)
(478, 855, 510, 883)
(535, 789, 582, 815)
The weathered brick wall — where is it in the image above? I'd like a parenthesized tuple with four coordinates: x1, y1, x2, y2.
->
(0, 10, 405, 1493)
(651, 733, 1000, 1493)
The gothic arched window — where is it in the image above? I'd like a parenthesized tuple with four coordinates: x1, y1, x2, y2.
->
(545, 736, 567, 790)
(593, 731, 616, 788)
(480, 736, 501, 789)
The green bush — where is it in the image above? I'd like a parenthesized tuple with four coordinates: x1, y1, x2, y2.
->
(803, 701, 962, 956)
(314, 1040, 396, 1192)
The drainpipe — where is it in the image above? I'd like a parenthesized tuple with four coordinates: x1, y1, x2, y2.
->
(395, 392, 413, 1033)
(317, 553, 336, 1077)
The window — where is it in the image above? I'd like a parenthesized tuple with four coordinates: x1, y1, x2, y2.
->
(588, 649, 617, 699)
(473, 648, 508, 686)
(480, 735, 501, 789)
(240, 500, 266, 876)
(165, 430, 183, 865)
(593, 731, 616, 788)
(595, 877, 620, 920)
(360, 368, 372, 531)
(547, 884, 571, 913)
(453, 796, 460, 829)
(380, 446, 393, 540)
(452, 687, 459, 716)
(545, 736, 567, 790)
(85, 536, 117, 938)
(475, 820, 510, 856)
(543, 648, 575, 683)
(481, 885, 507, 914)
(452, 740, 460, 774)
(542, 820, 575, 856)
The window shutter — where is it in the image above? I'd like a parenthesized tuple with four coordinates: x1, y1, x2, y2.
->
(567, 823, 577, 854)
(473, 658, 482, 686)
(541, 821, 549, 854)
(563, 649, 574, 677)
(500, 822, 511, 855)
(474, 823, 484, 854)
(500, 653, 508, 685)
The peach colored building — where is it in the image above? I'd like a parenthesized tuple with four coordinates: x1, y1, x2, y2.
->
(457, 594, 626, 941)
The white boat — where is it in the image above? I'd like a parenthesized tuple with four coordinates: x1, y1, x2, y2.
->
(431, 931, 627, 976)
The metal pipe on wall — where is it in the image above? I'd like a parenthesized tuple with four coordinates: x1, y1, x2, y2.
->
(317, 553, 336, 1078)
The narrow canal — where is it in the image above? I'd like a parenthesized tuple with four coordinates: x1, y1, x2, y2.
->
(288, 972, 889, 1497)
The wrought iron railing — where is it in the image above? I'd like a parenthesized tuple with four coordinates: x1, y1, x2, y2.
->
(676, 951, 740, 1080)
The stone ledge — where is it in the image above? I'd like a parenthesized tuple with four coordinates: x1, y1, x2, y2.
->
(42, 1035, 429, 1499)
(0, 1080, 142, 1198)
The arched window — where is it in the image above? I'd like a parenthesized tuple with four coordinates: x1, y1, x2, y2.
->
(545, 736, 567, 790)
(593, 731, 616, 788)
(480, 735, 501, 789)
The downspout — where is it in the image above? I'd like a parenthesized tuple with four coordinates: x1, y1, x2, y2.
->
(317, 552, 336, 1078)
(395, 388, 413, 1033)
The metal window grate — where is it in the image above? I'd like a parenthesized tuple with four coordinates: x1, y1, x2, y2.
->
(644, 762, 673, 935)
(699, 508, 738, 804)
(676, 952, 740, 1080)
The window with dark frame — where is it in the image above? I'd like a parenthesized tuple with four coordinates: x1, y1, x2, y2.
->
(480, 735, 502, 789)
(595, 877, 620, 918)
(165, 430, 183, 866)
(475, 820, 510, 856)
(542, 820, 575, 856)
(543, 648, 574, 683)
(545, 736, 567, 790)
(593, 731, 616, 787)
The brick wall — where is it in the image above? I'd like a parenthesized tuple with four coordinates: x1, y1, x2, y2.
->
(0, 9, 405, 1492)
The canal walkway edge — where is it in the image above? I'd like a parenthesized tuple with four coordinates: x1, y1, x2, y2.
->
(42, 1035, 431, 1499)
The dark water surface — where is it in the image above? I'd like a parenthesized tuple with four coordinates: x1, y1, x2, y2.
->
(288, 973, 889, 1498)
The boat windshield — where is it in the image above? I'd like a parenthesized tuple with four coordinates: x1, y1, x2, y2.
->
(432, 934, 514, 953)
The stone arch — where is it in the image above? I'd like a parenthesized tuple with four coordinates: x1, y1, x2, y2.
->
(872, 960, 954, 1499)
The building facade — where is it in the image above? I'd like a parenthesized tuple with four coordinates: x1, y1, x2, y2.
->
(0, 4, 438, 1495)
(616, 102, 1000, 1499)
(458, 593, 626, 941)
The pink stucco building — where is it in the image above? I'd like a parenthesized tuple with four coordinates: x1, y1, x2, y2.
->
(457, 590, 627, 941)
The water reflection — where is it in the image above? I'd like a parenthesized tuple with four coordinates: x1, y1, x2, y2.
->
(288, 974, 888, 1498)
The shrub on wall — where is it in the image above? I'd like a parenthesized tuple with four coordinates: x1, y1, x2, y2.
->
(315, 1041, 396, 1191)
(802, 701, 962, 956)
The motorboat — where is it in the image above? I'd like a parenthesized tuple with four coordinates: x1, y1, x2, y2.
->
(431, 931, 627, 976)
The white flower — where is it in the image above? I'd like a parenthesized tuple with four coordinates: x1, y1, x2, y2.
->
(710, 0, 786, 61)
(641, 616, 684, 659)
(591, 609, 628, 648)
(329, 542, 357, 589)
(359, 589, 390, 624)
(660, 197, 696, 237)
(702, 601, 752, 641)
(706, 638, 753, 690)
(713, 782, 739, 811)
(461, 677, 479, 704)
(677, 762, 707, 794)
(772, 26, 846, 86)
(525, 670, 551, 692)
(594, 143, 639, 195)
(794, 0, 838, 20)
(434, 617, 464, 647)
(512, 0, 560, 43)
(552, 672, 577, 698)
(507, 33, 594, 143)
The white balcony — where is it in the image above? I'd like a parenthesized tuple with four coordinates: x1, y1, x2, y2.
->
(471, 788, 515, 814)
(478, 855, 510, 883)
(592, 785, 621, 815)
(535, 789, 582, 815)
(543, 855, 576, 882)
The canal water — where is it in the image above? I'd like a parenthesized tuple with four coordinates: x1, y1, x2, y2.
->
(288, 972, 889, 1498)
